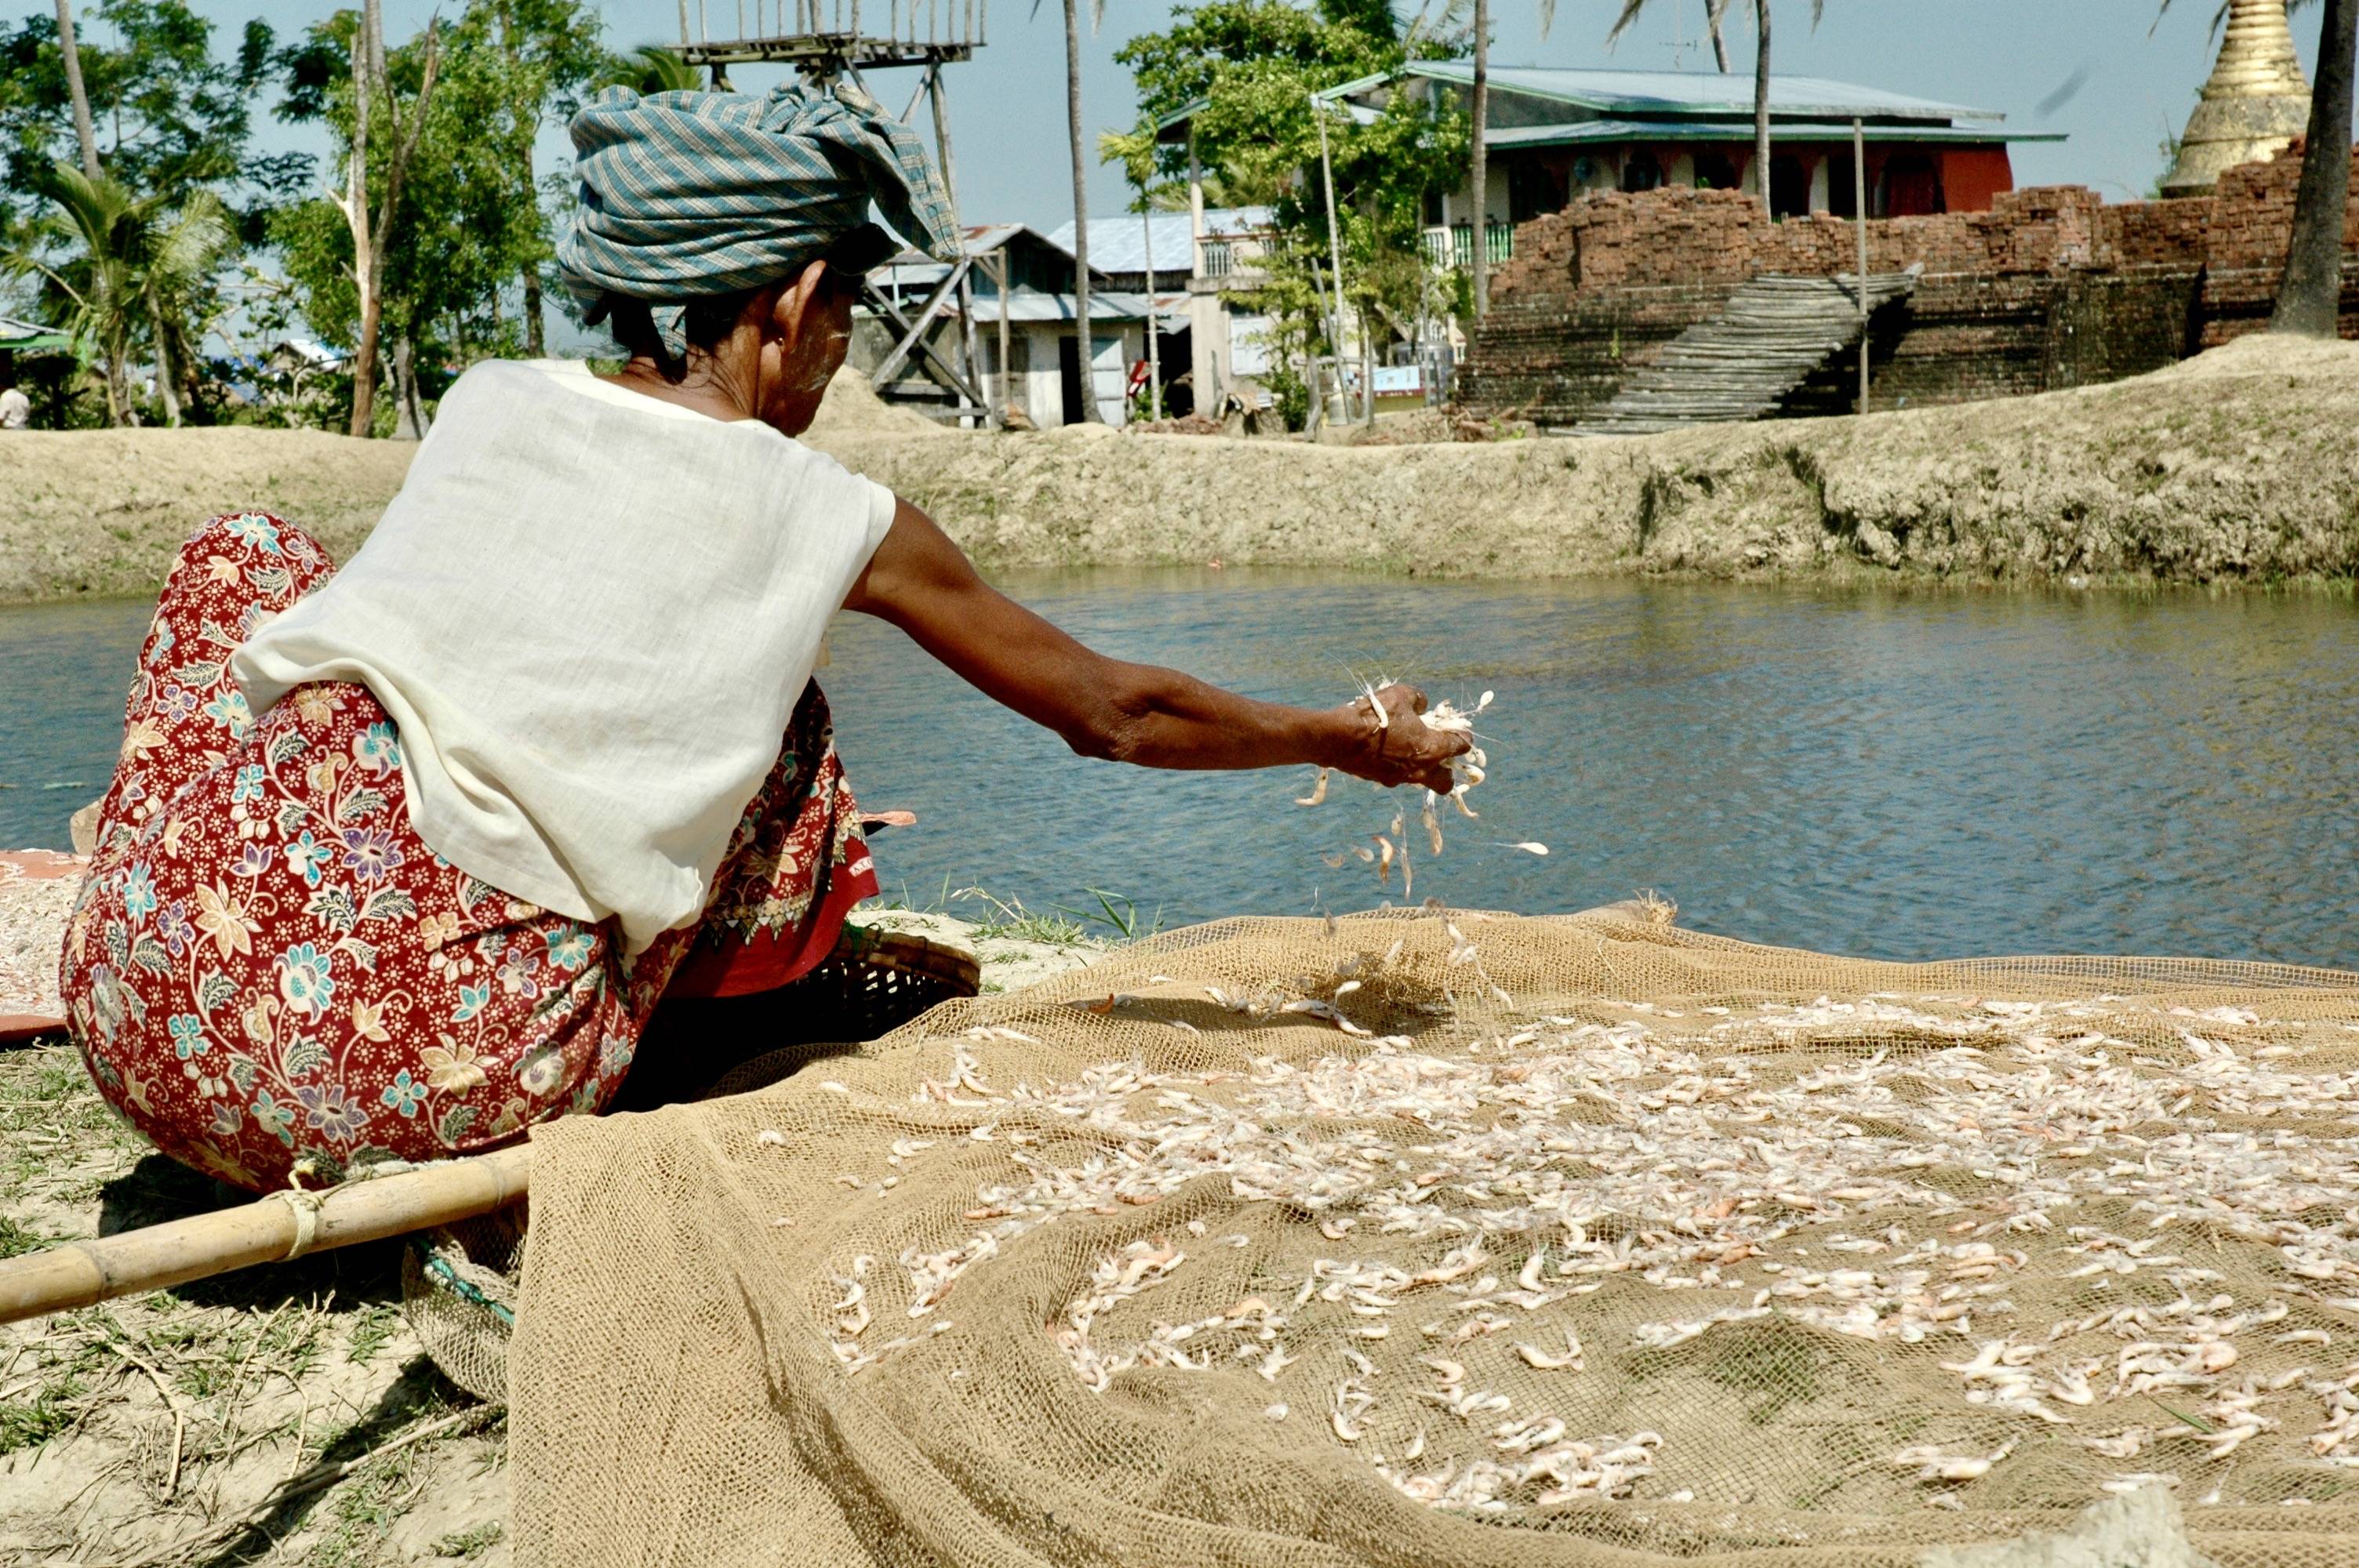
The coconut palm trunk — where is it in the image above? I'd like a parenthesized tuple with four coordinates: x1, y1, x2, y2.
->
(1752, 0, 1772, 216)
(53, 1, 129, 419)
(1470, 0, 1489, 316)
(1063, 0, 1102, 421)
(52, 0, 100, 180)
(2274, 0, 2357, 335)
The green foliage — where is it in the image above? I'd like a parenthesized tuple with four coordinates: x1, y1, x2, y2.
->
(14, 161, 236, 424)
(0, 2, 295, 425)
(0, 2, 286, 234)
(267, 0, 608, 404)
(1113, 0, 1469, 379)
(597, 44, 703, 95)
(0, 1381, 81, 1454)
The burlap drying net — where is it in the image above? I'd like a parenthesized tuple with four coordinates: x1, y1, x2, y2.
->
(509, 909, 2359, 1566)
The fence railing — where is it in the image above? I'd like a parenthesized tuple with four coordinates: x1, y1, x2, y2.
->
(1420, 222, 1514, 271)
(1200, 238, 1234, 279)
(686, 0, 984, 46)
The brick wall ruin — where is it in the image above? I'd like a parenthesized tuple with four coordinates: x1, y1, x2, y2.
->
(1456, 143, 2359, 426)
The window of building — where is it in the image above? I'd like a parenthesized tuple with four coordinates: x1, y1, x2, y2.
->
(1692, 151, 1740, 191)
(1619, 152, 1663, 194)
(1508, 158, 1568, 223)
(1770, 154, 1812, 220)
(1883, 153, 1943, 217)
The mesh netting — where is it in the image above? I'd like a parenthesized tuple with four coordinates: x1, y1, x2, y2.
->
(401, 1210, 525, 1406)
(509, 909, 2359, 1566)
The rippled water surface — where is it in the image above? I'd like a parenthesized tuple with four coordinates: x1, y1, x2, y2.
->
(5, 574, 2354, 968)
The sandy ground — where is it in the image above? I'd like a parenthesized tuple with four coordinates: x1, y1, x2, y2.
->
(5, 334, 2356, 607)
(0, 901, 1096, 1566)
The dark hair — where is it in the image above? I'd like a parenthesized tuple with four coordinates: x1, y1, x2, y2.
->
(602, 286, 767, 384)
(598, 226, 893, 381)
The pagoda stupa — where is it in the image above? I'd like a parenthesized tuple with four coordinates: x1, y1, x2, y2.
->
(2160, 0, 2313, 196)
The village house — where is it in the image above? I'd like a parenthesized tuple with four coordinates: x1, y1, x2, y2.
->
(856, 209, 1274, 426)
(1318, 61, 2063, 271)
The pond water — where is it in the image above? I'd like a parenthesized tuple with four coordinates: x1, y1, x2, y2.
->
(4, 573, 2354, 970)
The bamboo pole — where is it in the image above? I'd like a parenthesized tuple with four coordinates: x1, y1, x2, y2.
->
(0, 1143, 533, 1324)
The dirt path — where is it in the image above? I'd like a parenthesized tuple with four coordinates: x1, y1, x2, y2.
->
(5, 334, 2354, 607)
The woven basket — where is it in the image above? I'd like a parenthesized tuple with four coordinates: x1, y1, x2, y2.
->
(402, 924, 980, 1402)
(776, 921, 980, 1042)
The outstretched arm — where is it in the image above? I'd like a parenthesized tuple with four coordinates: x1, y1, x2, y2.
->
(841, 498, 1467, 793)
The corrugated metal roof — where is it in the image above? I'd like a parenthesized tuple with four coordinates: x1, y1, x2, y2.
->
(1366, 63, 2005, 125)
(0, 314, 71, 351)
(1041, 207, 1273, 275)
(859, 285, 1187, 326)
(1486, 118, 2064, 149)
(884, 222, 1071, 267)
(965, 287, 1187, 325)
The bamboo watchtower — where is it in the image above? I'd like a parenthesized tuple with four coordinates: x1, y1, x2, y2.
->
(674, 1, 998, 424)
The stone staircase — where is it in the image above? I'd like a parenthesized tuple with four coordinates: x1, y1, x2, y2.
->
(1565, 267, 1921, 437)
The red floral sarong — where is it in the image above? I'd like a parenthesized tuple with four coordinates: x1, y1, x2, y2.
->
(59, 514, 877, 1192)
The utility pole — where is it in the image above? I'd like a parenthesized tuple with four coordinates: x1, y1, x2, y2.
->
(1314, 95, 1351, 427)
(1470, 0, 1489, 317)
(1140, 199, 1160, 421)
(1853, 116, 1868, 415)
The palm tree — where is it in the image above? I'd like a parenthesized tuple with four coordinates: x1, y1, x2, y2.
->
(19, 165, 234, 426)
(1610, 0, 1825, 219)
(50, 0, 101, 181)
(2276, 0, 2356, 335)
(598, 44, 703, 95)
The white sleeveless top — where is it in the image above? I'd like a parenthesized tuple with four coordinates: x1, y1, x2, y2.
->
(233, 359, 896, 953)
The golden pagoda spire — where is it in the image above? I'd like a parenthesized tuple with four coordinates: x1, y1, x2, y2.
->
(2161, 0, 2314, 197)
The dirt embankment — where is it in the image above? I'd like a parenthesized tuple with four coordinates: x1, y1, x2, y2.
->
(4, 334, 2354, 607)
(0, 427, 413, 604)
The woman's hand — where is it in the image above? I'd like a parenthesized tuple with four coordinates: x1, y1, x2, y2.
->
(844, 499, 1473, 791)
(1326, 683, 1469, 794)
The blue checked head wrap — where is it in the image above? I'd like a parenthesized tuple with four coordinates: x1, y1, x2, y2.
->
(558, 78, 960, 354)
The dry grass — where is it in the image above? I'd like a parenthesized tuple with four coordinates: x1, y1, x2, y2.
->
(0, 1039, 509, 1566)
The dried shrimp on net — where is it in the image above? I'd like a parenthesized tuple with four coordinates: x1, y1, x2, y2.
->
(515, 913, 2359, 1566)
(784, 915, 2359, 1526)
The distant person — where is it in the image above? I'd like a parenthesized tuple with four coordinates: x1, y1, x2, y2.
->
(0, 377, 29, 430)
(57, 81, 1467, 1192)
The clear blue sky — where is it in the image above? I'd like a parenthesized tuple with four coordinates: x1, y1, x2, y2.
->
(86, 1, 2349, 227)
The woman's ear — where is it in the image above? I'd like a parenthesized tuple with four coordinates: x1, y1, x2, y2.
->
(772, 260, 834, 353)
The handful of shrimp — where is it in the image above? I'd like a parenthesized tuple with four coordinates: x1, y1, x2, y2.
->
(1296, 684, 1498, 898)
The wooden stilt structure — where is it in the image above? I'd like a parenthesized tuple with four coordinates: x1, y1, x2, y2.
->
(677, 2, 997, 425)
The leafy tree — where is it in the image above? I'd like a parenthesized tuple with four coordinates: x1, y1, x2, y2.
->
(0, 2, 283, 424)
(1115, 0, 1467, 419)
(271, 1, 607, 434)
(478, 0, 607, 355)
